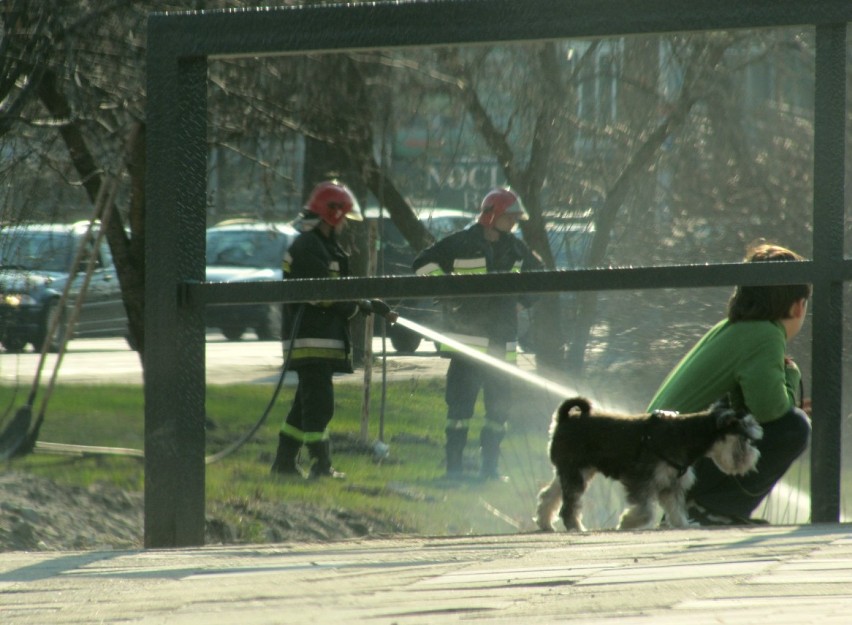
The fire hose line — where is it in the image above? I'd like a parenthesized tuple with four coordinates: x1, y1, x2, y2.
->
(0, 305, 307, 463)
(12, 306, 383, 463)
(0, 176, 120, 461)
(203, 305, 304, 464)
(4, 312, 575, 462)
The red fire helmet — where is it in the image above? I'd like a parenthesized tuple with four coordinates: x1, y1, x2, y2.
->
(306, 180, 363, 226)
(477, 187, 528, 227)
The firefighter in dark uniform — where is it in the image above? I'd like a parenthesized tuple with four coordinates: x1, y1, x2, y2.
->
(270, 180, 395, 479)
(412, 188, 542, 480)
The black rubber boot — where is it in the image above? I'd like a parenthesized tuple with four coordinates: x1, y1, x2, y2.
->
(445, 426, 468, 479)
(270, 433, 303, 477)
(479, 426, 508, 482)
(306, 440, 346, 479)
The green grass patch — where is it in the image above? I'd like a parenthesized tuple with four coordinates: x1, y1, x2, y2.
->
(0, 378, 562, 537)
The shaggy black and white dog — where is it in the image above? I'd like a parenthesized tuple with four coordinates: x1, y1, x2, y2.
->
(534, 397, 763, 532)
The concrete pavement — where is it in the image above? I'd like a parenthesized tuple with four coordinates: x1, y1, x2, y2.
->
(2, 524, 852, 624)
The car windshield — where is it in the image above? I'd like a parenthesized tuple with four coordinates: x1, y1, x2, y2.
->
(0, 230, 74, 272)
(206, 230, 290, 268)
(423, 215, 474, 239)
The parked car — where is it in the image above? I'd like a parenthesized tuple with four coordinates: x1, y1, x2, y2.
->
(0, 221, 128, 353)
(538, 213, 595, 271)
(205, 219, 298, 340)
(365, 206, 476, 352)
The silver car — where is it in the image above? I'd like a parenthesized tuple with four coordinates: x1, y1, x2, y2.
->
(205, 219, 298, 341)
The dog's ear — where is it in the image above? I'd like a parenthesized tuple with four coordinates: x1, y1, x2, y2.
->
(709, 396, 732, 412)
(713, 408, 739, 430)
(715, 409, 763, 441)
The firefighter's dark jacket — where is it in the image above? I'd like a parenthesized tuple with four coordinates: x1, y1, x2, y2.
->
(282, 225, 358, 373)
(412, 223, 542, 348)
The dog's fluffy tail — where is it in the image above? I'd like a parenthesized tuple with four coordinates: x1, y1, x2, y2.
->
(557, 397, 592, 423)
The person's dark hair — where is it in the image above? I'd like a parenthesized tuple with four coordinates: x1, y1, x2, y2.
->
(727, 243, 812, 322)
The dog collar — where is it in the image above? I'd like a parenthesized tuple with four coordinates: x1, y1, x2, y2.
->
(642, 437, 690, 477)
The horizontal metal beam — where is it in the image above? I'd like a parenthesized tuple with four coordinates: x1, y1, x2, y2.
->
(149, 0, 852, 60)
(187, 260, 844, 307)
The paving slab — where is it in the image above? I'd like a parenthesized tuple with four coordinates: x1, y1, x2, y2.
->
(1, 524, 851, 624)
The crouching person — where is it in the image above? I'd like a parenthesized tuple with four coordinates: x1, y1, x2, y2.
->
(648, 242, 812, 525)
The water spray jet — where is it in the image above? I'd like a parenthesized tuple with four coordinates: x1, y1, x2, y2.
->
(394, 316, 579, 399)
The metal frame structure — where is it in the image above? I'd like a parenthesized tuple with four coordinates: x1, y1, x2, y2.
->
(146, 0, 849, 548)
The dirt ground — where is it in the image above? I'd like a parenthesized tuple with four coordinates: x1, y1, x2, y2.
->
(0, 341, 439, 552)
(0, 471, 403, 552)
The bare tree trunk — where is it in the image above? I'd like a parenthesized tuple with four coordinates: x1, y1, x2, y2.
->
(300, 55, 389, 367)
(565, 39, 728, 376)
(440, 43, 569, 371)
(120, 121, 147, 355)
(36, 67, 145, 358)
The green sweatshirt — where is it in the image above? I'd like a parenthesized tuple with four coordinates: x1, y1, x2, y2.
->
(647, 319, 800, 424)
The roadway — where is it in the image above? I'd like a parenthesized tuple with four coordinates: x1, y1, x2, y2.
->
(0, 334, 451, 387)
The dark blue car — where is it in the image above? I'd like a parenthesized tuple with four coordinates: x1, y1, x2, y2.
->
(0, 222, 128, 353)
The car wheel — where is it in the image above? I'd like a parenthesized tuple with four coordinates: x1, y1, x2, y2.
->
(389, 325, 421, 353)
(221, 326, 246, 341)
(1, 334, 27, 353)
(255, 304, 283, 341)
(35, 300, 66, 353)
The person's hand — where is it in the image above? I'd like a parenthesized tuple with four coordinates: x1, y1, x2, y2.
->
(369, 299, 391, 317)
(356, 299, 397, 323)
(801, 398, 812, 416)
(370, 299, 398, 324)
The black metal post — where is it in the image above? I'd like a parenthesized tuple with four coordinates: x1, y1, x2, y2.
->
(144, 26, 208, 547)
(810, 23, 847, 523)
